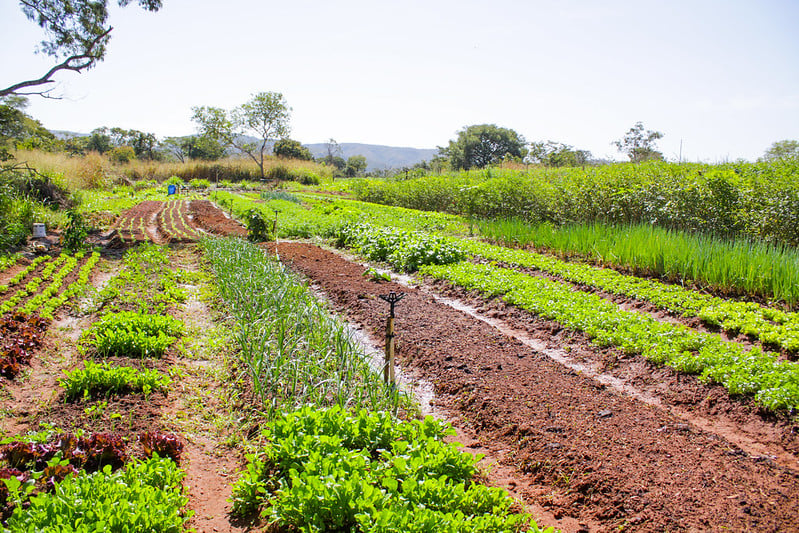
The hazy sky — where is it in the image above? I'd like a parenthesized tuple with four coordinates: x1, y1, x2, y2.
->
(2, 0, 798, 162)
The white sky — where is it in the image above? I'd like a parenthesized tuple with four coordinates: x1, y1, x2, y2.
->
(2, 0, 798, 162)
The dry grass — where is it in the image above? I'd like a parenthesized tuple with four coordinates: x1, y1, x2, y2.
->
(12, 149, 335, 191)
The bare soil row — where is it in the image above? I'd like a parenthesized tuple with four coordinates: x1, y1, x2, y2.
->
(274, 241, 799, 533)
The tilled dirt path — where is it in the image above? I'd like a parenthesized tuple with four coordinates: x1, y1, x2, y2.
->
(275, 241, 799, 533)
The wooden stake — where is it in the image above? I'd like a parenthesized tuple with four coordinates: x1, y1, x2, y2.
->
(379, 292, 404, 387)
(385, 315, 395, 385)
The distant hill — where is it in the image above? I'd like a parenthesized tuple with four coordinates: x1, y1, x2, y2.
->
(304, 143, 437, 171)
(50, 131, 437, 170)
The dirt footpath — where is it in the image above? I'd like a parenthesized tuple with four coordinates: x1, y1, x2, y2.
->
(275, 241, 799, 533)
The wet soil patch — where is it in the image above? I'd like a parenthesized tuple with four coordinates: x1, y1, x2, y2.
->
(275, 241, 799, 533)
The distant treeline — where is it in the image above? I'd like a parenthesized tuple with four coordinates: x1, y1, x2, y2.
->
(351, 161, 799, 246)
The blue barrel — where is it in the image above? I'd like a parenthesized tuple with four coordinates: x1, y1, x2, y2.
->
(168, 184, 176, 195)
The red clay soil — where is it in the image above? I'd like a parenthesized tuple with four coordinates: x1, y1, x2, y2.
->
(189, 200, 247, 238)
(113, 200, 167, 244)
(274, 241, 799, 533)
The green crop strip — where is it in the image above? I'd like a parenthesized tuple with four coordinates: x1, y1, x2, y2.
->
(461, 240, 799, 352)
(98, 244, 188, 314)
(84, 310, 183, 358)
(3, 456, 190, 531)
(0, 254, 21, 274)
(231, 405, 546, 532)
(60, 360, 171, 400)
(201, 236, 402, 416)
(336, 223, 465, 272)
(420, 261, 799, 412)
(476, 219, 799, 308)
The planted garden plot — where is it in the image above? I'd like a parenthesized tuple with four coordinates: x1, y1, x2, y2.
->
(113, 199, 246, 245)
(113, 200, 165, 243)
(274, 241, 799, 532)
(158, 200, 203, 242)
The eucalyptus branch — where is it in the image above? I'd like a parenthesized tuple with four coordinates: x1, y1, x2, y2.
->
(0, 28, 112, 98)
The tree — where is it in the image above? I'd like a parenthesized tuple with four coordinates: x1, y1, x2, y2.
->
(0, 96, 58, 159)
(613, 122, 664, 163)
(2, 0, 164, 98)
(345, 155, 367, 177)
(528, 141, 592, 167)
(439, 124, 527, 170)
(84, 127, 112, 153)
(761, 140, 799, 161)
(273, 138, 313, 160)
(162, 135, 225, 162)
(192, 91, 291, 180)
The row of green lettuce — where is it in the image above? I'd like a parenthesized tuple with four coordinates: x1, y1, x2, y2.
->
(419, 260, 799, 412)
(349, 160, 799, 247)
(458, 240, 799, 353)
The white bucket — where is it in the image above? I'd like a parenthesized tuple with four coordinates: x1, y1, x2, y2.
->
(32, 223, 46, 238)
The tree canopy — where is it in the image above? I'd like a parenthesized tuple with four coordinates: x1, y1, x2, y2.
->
(528, 141, 591, 167)
(3, 0, 164, 98)
(273, 138, 313, 161)
(613, 122, 664, 163)
(192, 91, 291, 179)
(440, 124, 527, 170)
(761, 140, 799, 162)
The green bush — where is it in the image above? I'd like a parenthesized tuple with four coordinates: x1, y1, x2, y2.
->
(245, 208, 272, 242)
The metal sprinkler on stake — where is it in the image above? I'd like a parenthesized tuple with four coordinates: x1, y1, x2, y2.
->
(379, 291, 405, 386)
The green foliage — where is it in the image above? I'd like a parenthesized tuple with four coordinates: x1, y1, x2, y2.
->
(85, 311, 183, 358)
(192, 91, 292, 179)
(464, 239, 799, 349)
(337, 223, 465, 272)
(4, 456, 190, 532)
(613, 121, 664, 162)
(60, 210, 89, 253)
(6, 1, 163, 98)
(528, 141, 591, 167)
(60, 360, 171, 400)
(762, 139, 799, 162)
(245, 208, 272, 242)
(350, 160, 799, 247)
(273, 138, 313, 160)
(476, 219, 799, 308)
(231, 406, 535, 532)
(107, 145, 135, 163)
(188, 178, 210, 189)
(440, 124, 527, 170)
(164, 175, 183, 186)
(201, 237, 401, 416)
(345, 155, 368, 177)
(420, 261, 799, 412)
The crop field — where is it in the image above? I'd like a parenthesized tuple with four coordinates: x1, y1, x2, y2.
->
(1, 181, 798, 532)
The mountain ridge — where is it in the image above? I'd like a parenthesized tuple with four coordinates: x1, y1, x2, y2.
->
(51, 131, 437, 170)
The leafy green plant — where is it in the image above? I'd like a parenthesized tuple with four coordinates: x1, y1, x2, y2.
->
(245, 208, 272, 242)
(85, 311, 183, 358)
(60, 210, 89, 253)
(3, 456, 190, 531)
(60, 361, 171, 400)
(231, 406, 537, 532)
(421, 260, 799, 412)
